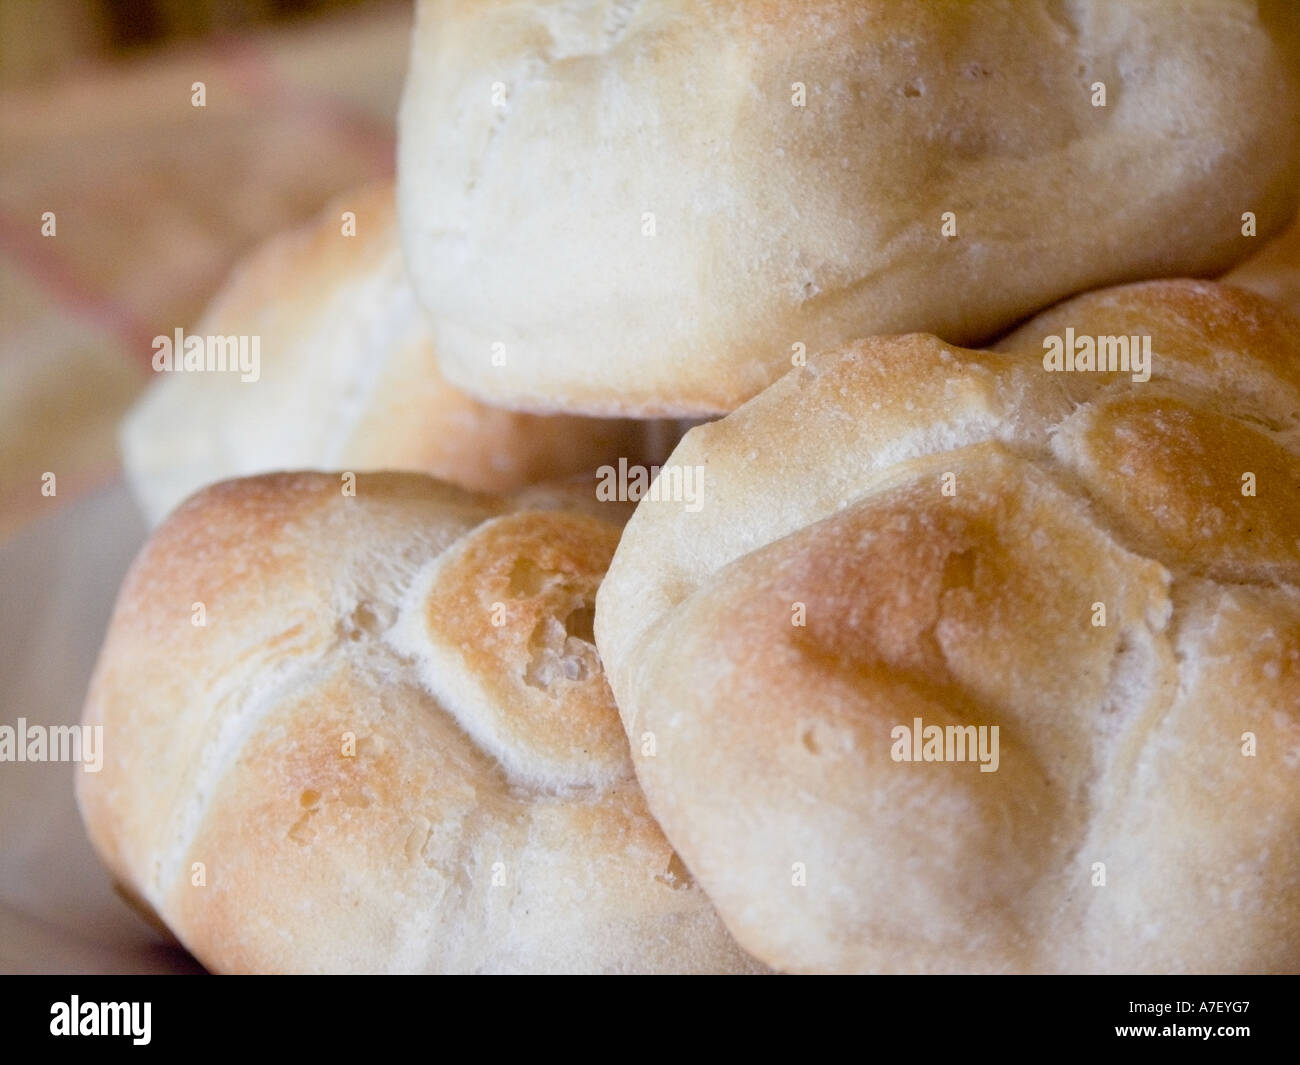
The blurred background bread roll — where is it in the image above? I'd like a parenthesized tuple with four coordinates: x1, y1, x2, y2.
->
(121, 183, 651, 525)
(399, 0, 1300, 416)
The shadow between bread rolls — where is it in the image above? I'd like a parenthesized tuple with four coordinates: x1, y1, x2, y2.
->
(76, 473, 763, 974)
(595, 279, 1300, 974)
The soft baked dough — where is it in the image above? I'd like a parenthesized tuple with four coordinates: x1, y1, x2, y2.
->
(399, 0, 1300, 415)
(78, 472, 762, 974)
(596, 279, 1300, 973)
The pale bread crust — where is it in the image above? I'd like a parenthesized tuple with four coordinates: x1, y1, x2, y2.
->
(78, 472, 762, 973)
(399, 0, 1300, 415)
(120, 183, 648, 525)
(595, 280, 1300, 973)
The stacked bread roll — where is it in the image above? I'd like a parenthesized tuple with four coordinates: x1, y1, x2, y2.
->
(83, 0, 1300, 973)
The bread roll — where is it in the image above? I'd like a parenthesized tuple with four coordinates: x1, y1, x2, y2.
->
(121, 183, 647, 525)
(399, 0, 1300, 416)
(595, 279, 1300, 973)
(78, 472, 762, 973)
(1226, 208, 1300, 316)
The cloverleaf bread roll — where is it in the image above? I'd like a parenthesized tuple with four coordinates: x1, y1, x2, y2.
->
(77, 472, 762, 974)
(398, 0, 1300, 416)
(595, 280, 1300, 973)
(121, 183, 646, 526)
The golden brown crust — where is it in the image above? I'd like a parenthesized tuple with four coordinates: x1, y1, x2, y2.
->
(78, 472, 762, 973)
(400, 0, 1300, 415)
(596, 280, 1300, 973)
(407, 511, 628, 790)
